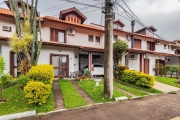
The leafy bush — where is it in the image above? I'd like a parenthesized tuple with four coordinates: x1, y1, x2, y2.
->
(84, 69, 90, 76)
(28, 64, 54, 85)
(114, 65, 129, 79)
(24, 81, 51, 105)
(122, 70, 155, 88)
(16, 75, 29, 88)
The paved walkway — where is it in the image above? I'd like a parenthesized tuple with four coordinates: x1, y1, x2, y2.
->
(153, 81, 180, 93)
(19, 91, 180, 120)
(70, 80, 95, 104)
(53, 80, 64, 110)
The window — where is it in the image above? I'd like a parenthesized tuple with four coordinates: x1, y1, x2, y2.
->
(134, 39, 141, 49)
(95, 36, 100, 43)
(88, 35, 94, 42)
(50, 29, 66, 43)
(77, 18, 80, 23)
(164, 44, 167, 49)
(2, 26, 11, 32)
(147, 41, 155, 51)
(114, 35, 118, 41)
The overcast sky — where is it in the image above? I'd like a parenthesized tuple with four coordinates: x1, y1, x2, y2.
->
(0, 0, 180, 40)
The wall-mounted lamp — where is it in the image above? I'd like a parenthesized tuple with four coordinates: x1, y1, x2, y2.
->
(155, 40, 160, 45)
(59, 49, 62, 52)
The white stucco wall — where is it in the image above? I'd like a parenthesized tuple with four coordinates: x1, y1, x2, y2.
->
(0, 16, 16, 38)
(126, 53, 140, 71)
(38, 45, 80, 75)
(147, 54, 165, 75)
(0, 41, 11, 73)
(41, 21, 104, 49)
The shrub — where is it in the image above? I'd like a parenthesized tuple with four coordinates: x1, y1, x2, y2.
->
(28, 64, 54, 85)
(122, 70, 155, 88)
(24, 81, 51, 105)
(16, 75, 29, 89)
(114, 65, 129, 79)
(84, 69, 90, 77)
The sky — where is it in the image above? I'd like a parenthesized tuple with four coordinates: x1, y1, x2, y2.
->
(0, 0, 180, 41)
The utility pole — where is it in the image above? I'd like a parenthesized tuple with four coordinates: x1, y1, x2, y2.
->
(103, 0, 114, 98)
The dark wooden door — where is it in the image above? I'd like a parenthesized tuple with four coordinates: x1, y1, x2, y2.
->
(50, 54, 69, 78)
(144, 59, 149, 74)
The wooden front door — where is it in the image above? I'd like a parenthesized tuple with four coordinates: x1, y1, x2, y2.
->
(144, 59, 150, 74)
(50, 54, 69, 78)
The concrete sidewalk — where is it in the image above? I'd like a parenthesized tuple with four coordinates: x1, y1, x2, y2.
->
(153, 81, 180, 93)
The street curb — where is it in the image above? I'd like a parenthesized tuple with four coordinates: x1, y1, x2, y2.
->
(0, 110, 36, 120)
(38, 93, 163, 116)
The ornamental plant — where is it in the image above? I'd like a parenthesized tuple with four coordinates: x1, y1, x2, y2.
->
(0, 57, 11, 100)
(8, 0, 42, 74)
(113, 39, 128, 65)
(24, 81, 51, 105)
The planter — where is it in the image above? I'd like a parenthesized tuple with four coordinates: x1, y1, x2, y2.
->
(93, 77, 101, 86)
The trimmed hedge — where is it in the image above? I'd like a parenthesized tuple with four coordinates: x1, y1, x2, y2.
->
(114, 65, 129, 79)
(122, 70, 155, 88)
(24, 64, 54, 105)
(24, 81, 51, 105)
(28, 64, 54, 85)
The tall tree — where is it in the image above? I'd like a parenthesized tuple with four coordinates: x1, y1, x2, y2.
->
(8, 0, 42, 74)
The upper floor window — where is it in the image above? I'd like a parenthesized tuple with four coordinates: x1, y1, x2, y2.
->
(147, 41, 155, 51)
(88, 35, 94, 42)
(164, 44, 167, 49)
(95, 36, 100, 43)
(134, 39, 141, 49)
(114, 35, 118, 41)
(67, 16, 81, 24)
(50, 28, 66, 43)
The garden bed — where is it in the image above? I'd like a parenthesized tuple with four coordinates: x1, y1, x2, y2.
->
(0, 86, 54, 116)
(76, 80, 131, 103)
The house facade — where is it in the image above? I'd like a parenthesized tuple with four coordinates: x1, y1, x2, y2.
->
(0, 2, 180, 78)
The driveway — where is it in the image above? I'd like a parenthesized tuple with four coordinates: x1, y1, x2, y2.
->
(19, 91, 180, 120)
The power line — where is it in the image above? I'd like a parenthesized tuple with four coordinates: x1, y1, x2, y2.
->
(40, 0, 87, 13)
(115, 1, 168, 40)
(58, 0, 101, 8)
(51, 1, 103, 16)
(0, 2, 4, 5)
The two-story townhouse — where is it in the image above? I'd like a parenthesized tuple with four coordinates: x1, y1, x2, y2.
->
(0, 1, 180, 78)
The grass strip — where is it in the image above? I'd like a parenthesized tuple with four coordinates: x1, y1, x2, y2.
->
(114, 82, 148, 96)
(0, 86, 54, 116)
(76, 80, 131, 103)
(58, 79, 87, 108)
(155, 76, 180, 88)
(116, 80, 162, 94)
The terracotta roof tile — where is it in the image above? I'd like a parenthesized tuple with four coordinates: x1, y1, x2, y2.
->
(43, 16, 103, 31)
(0, 7, 13, 16)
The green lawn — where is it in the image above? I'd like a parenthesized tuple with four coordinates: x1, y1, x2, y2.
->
(58, 79, 87, 108)
(114, 82, 148, 96)
(155, 76, 180, 88)
(76, 80, 131, 103)
(116, 80, 162, 94)
(0, 86, 54, 116)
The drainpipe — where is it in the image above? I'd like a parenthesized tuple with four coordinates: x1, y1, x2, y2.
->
(131, 20, 135, 48)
